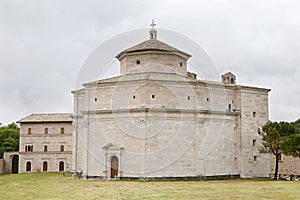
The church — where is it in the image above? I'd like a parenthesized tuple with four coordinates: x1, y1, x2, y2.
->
(71, 23, 271, 179)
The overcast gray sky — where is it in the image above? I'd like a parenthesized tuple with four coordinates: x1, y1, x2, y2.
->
(0, 0, 299, 125)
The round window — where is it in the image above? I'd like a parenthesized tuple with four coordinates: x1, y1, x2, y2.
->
(136, 59, 141, 65)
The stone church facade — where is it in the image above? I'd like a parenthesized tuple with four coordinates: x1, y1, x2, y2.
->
(71, 25, 271, 179)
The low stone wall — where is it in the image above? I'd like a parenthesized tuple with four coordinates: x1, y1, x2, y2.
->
(270, 154, 300, 176)
(0, 159, 4, 174)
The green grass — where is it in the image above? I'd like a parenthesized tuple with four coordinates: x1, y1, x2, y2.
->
(0, 173, 299, 200)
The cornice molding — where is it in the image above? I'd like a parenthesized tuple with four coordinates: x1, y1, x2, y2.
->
(81, 107, 241, 115)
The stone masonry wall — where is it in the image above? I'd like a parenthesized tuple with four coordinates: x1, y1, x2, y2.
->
(240, 90, 270, 178)
(0, 159, 3, 174)
(120, 52, 187, 76)
(19, 122, 72, 173)
(270, 154, 300, 176)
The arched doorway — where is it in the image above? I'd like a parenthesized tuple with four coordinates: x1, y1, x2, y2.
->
(43, 161, 48, 172)
(26, 161, 31, 172)
(11, 155, 19, 174)
(111, 156, 118, 178)
(59, 161, 64, 172)
(3, 152, 19, 174)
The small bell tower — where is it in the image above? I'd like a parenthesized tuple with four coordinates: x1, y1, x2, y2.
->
(149, 19, 157, 40)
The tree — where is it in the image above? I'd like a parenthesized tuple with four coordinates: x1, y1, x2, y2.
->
(282, 134, 300, 158)
(291, 118, 300, 134)
(0, 123, 20, 159)
(258, 121, 295, 180)
(282, 119, 300, 157)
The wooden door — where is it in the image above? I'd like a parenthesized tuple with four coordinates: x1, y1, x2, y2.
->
(111, 156, 118, 178)
(59, 161, 64, 172)
(43, 161, 48, 172)
(26, 161, 31, 172)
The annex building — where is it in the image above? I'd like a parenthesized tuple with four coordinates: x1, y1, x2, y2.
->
(71, 24, 271, 179)
(17, 113, 72, 173)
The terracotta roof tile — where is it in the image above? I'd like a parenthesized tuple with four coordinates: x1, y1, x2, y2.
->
(116, 39, 191, 59)
(17, 113, 73, 123)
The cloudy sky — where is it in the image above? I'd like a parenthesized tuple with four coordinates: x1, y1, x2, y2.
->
(0, 0, 299, 125)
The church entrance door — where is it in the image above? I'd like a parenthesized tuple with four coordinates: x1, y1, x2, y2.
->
(111, 156, 118, 178)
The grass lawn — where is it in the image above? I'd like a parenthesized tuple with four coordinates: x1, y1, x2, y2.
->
(0, 173, 299, 200)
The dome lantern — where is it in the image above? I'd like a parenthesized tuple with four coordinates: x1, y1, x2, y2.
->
(149, 19, 157, 40)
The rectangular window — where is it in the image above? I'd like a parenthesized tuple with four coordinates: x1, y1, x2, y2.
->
(253, 112, 256, 118)
(187, 96, 190, 100)
(44, 145, 48, 152)
(152, 94, 155, 99)
(61, 127, 65, 134)
(278, 154, 282, 161)
(44, 128, 48, 134)
(228, 104, 231, 110)
(254, 156, 257, 161)
(28, 128, 31, 134)
(253, 139, 256, 146)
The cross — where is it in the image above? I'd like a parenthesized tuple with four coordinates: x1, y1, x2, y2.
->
(150, 20, 156, 28)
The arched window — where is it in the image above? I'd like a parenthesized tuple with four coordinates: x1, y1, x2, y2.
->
(43, 161, 48, 172)
(59, 161, 64, 172)
(44, 127, 48, 134)
(231, 78, 234, 84)
(26, 161, 31, 172)
(25, 145, 33, 152)
(60, 127, 64, 134)
(60, 145, 64, 152)
(43, 145, 48, 152)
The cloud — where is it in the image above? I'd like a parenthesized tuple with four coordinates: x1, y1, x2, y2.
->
(0, 0, 299, 124)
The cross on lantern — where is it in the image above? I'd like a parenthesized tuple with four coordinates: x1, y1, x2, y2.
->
(150, 20, 156, 28)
